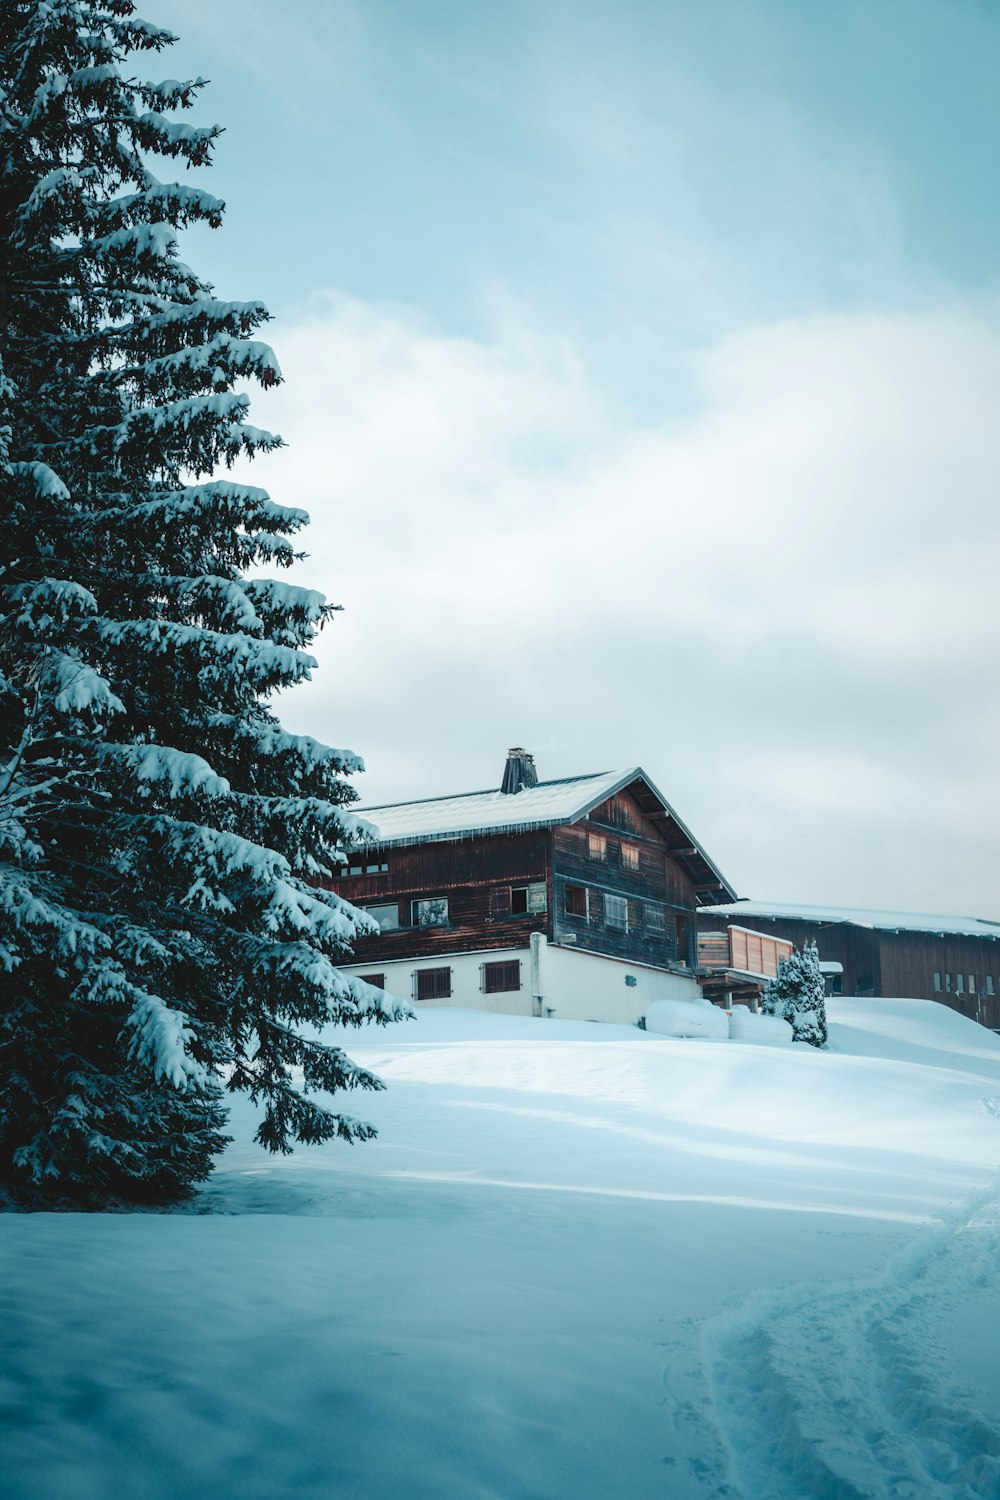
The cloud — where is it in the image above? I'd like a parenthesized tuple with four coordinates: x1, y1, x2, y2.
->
(238, 292, 1000, 916)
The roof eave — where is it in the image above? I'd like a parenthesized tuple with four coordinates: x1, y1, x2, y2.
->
(357, 816, 562, 850)
(567, 766, 737, 905)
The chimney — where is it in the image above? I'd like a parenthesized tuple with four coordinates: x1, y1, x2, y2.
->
(501, 747, 538, 795)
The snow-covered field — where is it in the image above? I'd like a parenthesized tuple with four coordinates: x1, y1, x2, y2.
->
(4, 998, 1000, 1499)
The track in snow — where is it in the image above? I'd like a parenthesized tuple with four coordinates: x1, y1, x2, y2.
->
(663, 1180, 1000, 1499)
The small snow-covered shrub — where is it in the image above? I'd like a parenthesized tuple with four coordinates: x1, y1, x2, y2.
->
(760, 941, 828, 1047)
(644, 998, 729, 1039)
(728, 1007, 793, 1046)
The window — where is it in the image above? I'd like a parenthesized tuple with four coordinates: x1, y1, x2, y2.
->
(946, 973, 953, 992)
(365, 862, 389, 874)
(621, 843, 640, 872)
(415, 967, 451, 1001)
(412, 897, 449, 928)
(956, 973, 965, 995)
(564, 884, 588, 918)
(933, 972, 942, 992)
(987, 977, 996, 997)
(363, 902, 399, 932)
(605, 893, 628, 931)
(644, 904, 666, 934)
(348, 865, 363, 876)
(360, 972, 385, 989)
(511, 882, 547, 915)
(969, 975, 976, 994)
(588, 832, 607, 861)
(855, 975, 874, 996)
(483, 960, 520, 994)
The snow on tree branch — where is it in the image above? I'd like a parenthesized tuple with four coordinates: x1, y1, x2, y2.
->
(0, 1, 396, 1206)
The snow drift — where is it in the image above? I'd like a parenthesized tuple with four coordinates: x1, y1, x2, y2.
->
(643, 995, 729, 1038)
(3, 997, 1000, 1500)
(727, 1006, 794, 1045)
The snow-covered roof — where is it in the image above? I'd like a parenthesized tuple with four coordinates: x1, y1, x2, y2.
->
(359, 767, 737, 903)
(699, 899, 1000, 941)
(361, 769, 630, 845)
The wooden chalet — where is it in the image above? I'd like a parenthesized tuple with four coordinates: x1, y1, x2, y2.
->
(327, 749, 737, 1022)
(697, 900, 1000, 1030)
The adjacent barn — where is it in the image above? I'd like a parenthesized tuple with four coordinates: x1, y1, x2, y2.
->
(697, 900, 1000, 1029)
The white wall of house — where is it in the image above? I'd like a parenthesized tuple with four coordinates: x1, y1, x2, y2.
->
(340, 934, 701, 1025)
(344, 945, 535, 1016)
(537, 939, 701, 1023)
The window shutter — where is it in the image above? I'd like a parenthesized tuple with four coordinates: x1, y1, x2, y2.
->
(416, 967, 452, 1001)
(527, 882, 547, 914)
(491, 886, 512, 919)
(483, 961, 521, 994)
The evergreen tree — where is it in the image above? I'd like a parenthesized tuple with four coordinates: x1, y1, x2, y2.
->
(0, 1, 406, 1207)
(760, 941, 828, 1047)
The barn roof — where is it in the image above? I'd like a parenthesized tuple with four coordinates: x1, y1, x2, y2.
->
(699, 899, 1000, 942)
(359, 767, 737, 905)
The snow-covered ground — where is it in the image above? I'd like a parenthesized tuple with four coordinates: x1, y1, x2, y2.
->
(4, 998, 1000, 1499)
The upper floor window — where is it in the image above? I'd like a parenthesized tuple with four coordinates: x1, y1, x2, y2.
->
(588, 832, 607, 861)
(412, 897, 449, 928)
(933, 972, 942, 992)
(365, 862, 389, 874)
(621, 843, 640, 872)
(644, 904, 666, 934)
(564, 884, 588, 918)
(956, 973, 965, 995)
(605, 894, 628, 931)
(360, 972, 386, 989)
(946, 973, 953, 992)
(364, 902, 399, 932)
(511, 882, 547, 915)
(969, 975, 976, 994)
(987, 976, 996, 996)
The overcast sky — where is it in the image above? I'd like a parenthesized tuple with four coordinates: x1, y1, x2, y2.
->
(156, 0, 1000, 917)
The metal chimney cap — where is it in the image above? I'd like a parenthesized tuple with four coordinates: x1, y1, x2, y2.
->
(501, 747, 538, 795)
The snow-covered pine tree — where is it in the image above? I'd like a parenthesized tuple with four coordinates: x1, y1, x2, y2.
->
(759, 941, 828, 1047)
(0, 1, 406, 1207)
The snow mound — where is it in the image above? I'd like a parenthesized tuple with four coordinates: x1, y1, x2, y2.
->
(728, 1006, 793, 1045)
(644, 996, 728, 1039)
(829, 995, 1000, 1059)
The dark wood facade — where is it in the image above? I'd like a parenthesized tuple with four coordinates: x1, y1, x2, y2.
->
(695, 910, 1000, 1030)
(328, 830, 550, 964)
(326, 783, 714, 977)
(550, 793, 701, 968)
